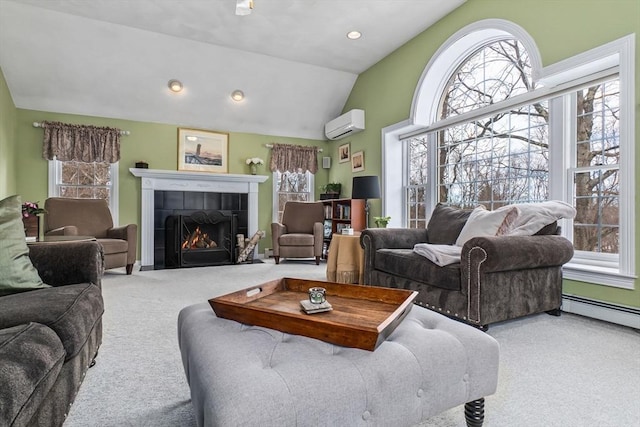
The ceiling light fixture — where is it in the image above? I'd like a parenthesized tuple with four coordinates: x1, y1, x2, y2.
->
(231, 90, 245, 101)
(168, 79, 183, 92)
(235, 0, 254, 16)
(346, 31, 362, 40)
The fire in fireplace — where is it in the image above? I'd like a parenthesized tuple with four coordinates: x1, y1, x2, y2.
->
(182, 227, 218, 249)
(165, 210, 237, 268)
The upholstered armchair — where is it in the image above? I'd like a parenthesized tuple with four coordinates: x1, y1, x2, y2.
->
(271, 201, 324, 265)
(44, 197, 137, 274)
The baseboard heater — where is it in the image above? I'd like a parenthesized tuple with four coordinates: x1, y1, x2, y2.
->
(562, 294, 640, 329)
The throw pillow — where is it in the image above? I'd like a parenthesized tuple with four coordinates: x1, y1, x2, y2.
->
(505, 201, 576, 236)
(455, 205, 520, 247)
(0, 195, 50, 296)
(426, 203, 474, 245)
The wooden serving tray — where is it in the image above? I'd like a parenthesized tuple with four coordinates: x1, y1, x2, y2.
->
(209, 278, 417, 351)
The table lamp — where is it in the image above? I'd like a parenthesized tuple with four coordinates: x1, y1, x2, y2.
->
(352, 176, 381, 228)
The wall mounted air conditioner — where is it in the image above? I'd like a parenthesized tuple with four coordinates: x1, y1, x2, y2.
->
(324, 109, 365, 140)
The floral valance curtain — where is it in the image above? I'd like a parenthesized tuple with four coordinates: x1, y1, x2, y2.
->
(268, 143, 318, 174)
(41, 121, 122, 163)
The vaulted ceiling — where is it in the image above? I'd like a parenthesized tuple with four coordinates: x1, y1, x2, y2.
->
(0, 0, 465, 139)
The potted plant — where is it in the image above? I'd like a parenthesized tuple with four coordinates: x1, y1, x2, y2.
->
(245, 157, 265, 175)
(22, 201, 46, 239)
(320, 183, 342, 200)
(373, 216, 391, 228)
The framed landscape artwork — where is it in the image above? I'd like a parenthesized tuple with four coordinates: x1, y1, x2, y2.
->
(351, 151, 364, 172)
(178, 128, 229, 173)
(338, 143, 350, 163)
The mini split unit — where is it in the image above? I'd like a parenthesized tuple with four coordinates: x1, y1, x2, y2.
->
(324, 109, 365, 140)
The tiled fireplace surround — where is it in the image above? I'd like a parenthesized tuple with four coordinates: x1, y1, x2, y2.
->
(130, 169, 268, 270)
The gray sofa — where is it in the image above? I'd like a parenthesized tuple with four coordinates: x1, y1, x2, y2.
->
(361, 204, 574, 328)
(0, 241, 104, 427)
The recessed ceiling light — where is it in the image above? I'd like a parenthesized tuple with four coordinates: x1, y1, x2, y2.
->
(231, 90, 245, 101)
(168, 79, 183, 92)
(346, 31, 362, 40)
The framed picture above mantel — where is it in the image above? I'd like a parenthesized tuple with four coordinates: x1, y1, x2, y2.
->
(178, 128, 229, 173)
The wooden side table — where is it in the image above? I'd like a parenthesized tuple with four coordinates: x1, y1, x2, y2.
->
(326, 232, 364, 284)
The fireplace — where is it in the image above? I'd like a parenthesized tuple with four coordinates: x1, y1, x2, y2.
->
(165, 210, 238, 268)
(129, 168, 268, 271)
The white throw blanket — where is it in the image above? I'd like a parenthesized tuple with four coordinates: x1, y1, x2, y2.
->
(413, 243, 462, 266)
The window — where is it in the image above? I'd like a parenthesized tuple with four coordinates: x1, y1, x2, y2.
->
(407, 136, 428, 229)
(48, 159, 119, 224)
(272, 169, 314, 223)
(383, 21, 634, 288)
(571, 79, 620, 255)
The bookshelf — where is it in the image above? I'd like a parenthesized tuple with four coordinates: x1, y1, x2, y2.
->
(321, 198, 366, 257)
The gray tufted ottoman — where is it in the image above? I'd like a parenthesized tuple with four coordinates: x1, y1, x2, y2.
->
(178, 302, 499, 427)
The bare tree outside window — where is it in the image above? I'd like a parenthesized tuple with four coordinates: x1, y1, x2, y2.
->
(408, 39, 620, 254)
(275, 169, 312, 222)
(407, 136, 429, 228)
(573, 80, 620, 253)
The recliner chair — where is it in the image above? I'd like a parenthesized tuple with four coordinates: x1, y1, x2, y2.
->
(271, 201, 324, 265)
(44, 197, 137, 274)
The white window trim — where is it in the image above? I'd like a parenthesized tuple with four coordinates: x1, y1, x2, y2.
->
(382, 21, 635, 288)
(48, 159, 120, 225)
(272, 170, 315, 223)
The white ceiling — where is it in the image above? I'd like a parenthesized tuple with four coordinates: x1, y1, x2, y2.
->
(0, 0, 465, 140)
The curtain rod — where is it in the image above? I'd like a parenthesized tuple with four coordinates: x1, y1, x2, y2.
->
(32, 122, 131, 136)
(264, 143, 322, 152)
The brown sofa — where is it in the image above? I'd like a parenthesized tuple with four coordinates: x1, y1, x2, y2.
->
(360, 204, 574, 328)
(44, 197, 137, 274)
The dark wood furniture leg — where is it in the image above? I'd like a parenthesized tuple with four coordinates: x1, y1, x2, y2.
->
(126, 264, 133, 275)
(274, 256, 280, 264)
(315, 256, 320, 265)
(464, 398, 485, 427)
(546, 308, 562, 316)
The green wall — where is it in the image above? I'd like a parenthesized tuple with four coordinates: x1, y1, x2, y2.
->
(4, 0, 639, 308)
(331, 0, 640, 308)
(0, 67, 17, 198)
(14, 108, 327, 252)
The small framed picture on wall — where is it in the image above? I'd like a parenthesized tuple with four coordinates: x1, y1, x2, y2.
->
(338, 143, 350, 163)
(351, 151, 364, 172)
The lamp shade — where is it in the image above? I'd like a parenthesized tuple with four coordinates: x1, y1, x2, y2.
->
(352, 176, 381, 200)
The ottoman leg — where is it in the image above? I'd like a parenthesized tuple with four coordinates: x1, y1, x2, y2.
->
(464, 398, 485, 427)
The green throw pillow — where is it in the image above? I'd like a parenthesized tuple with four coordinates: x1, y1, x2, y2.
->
(0, 195, 50, 296)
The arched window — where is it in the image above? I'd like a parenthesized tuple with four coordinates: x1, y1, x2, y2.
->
(431, 38, 547, 209)
(382, 20, 634, 287)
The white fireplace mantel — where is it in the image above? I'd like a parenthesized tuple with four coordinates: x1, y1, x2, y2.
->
(130, 168, 268, 269)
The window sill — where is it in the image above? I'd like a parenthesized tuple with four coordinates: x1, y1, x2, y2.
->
(563, 263, 636, 290)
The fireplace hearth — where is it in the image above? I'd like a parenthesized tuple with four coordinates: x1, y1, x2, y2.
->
(165, 210, 238, 268)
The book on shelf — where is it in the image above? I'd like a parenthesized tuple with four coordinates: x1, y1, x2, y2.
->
(337, 205, 351, 220)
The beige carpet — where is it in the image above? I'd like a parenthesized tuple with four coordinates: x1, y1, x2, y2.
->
(64, 259, 640, 426)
